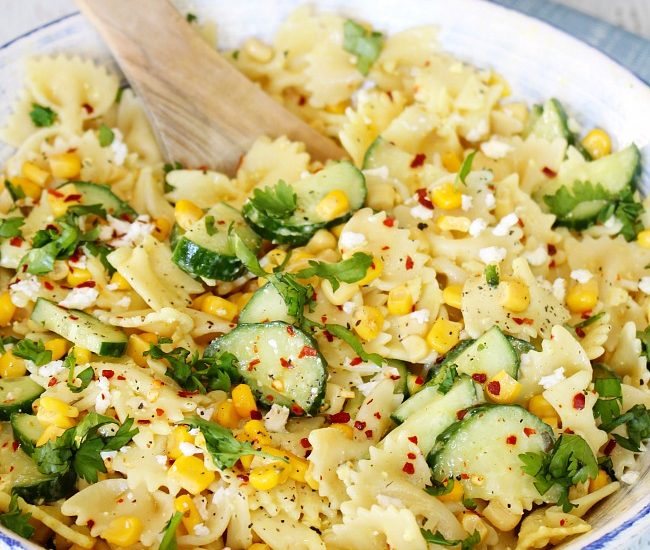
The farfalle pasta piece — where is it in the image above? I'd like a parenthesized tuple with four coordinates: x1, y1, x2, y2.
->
(606, 321, 649, 386)
(115, 89, 162, 165)
(165, 169, 244, 208)
(515, 506, 590, 550)
(131, 167, 175, 222)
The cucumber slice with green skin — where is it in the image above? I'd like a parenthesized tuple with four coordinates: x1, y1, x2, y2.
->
(382, 376, 480, 455)
(172, 202, 261, 281)
(388, 359, 409, 396)
(242, 162, 366, 246)
(506, 335, 535, 356)
(0, 377, 44, 421)
(428, 404, 558, 507)
(429, 326, 519, 386)
(31, 298, 127, 357)
(169, 223, 184, 250)
(68, 181, 137, 219)
(11, 413, 43, 457)
(238, 282, 294, 324)
(343, 391, 366, 417)
(0, 423, 76, 504)
(391, 385, 440, 424)
(205, 321, 327, 415)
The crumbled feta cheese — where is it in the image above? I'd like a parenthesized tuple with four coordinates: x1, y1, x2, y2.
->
(193, 523, 210, 536)
(101, 215, 154, 247)
(539, 367, 565, 390)
(479, 246, 507, 264)
(362, 166, 389, 179)
(264, 404, 290, 433)
(339, 231, 367, 250)
(524, 246, 549, 267)
(639, 277, 650, 295)
(461, 194, 473, 211)
(409, 309, 430, 324)
(110, 128, 128, 166)
(189, 428, 200, 436)
(38, 360, 65, 378)
(179, 442, 204, 456)
(195, 407, 214, 419)
(342, 301, 356, 315)
(59, 287, 99, 309)
(570, 269, 593, 284)
(376, 494, 404, 507)
(106, 283, 119, 291)
(492, 213, 519, 236)
(68, 255, 87, 269)
(484, 191, 496, 210)
(410, 204, 434, 220)
(604, 216, 623, 232)
(95, 376, 112, 415)
(115, 295, 131, 308)
(358, 379, 381, 397)
(480, 138, 513, 159)
(469, 218, 487, 237)
(155, 455, 167, 465)
(466, 119, 488, 142)
(621, 470, 640, 485)
(552, 278, 567, 302)
(119, 446, 130, 454)
(100, 450, 117, 461)
(10, 276, 41, 307)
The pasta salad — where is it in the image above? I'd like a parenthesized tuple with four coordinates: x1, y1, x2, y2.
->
(0, 6, 649, 550)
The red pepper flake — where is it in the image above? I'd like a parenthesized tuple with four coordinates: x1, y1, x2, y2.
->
(383, 217, 395, 227)
(280, 357, 293, 369)
(178, 390, 199, 397)
(328, 411, 351, 424)
(471, 373, 487, 384)
(77, 280, 96, 288)
(247, 358, 260, 371)
(117, 375, 126, 381)
(286, 325, 295, 336)
(487, 381, 501, 396)
(155, 408, 164, 416)
(237, 474, 249, 483)
(547, 244, 557, 256)
(45, 224, 58, 232)
(560, 519, 566, 527)
(323, 330, 334, 342)
(374, 412, 382, 419)
(405, 255, 414, 270)
(291, 404, 304, 415)
(573, 393, 586, 410)
(456, 408, 468, 420)
(365, 429, 373, 439)
(389, 373, 401, 381)
(116, 498, 124, 504)
(564, 427, 575, 434)
(298, 346, 317, 359)
(43, 281, 54, 290)
(48, 377, 57, 387)
(513, 317, 534, 325)
(506, 435, 517, 445)
(381, 245, 390, 250)
(414, 376, 424, 386)
(12, 441, 19, 451)
(523, 427, 537, 437)
(460, 473, 470, 480)
(47, 188, 64, 198)
(82, 103, 94, 114)
(87, 520, 95, 529)
(266, 395, 274, 402)
(604, 438, 617, 456)
(298, 95, 306, 106)
(410, 153, 426, 168)
(300, 437, 312, 449)
(354, 420, 367, 431)
(9, 236, 23, 247)
(542, 166, 557, 178)
(321, 315, 328, 324)
(549, 259, 556, 268)
(581, 311, 592, 319)
(350, 357, 363, 366)
(402, 462, 415, 475)
(575, 327, 586, 338)
(69, 315, 79, 320)
(408, 435, 418, 444)
(64, 193, 82, 203)
(101, 369, 114, 379)
(415, 188, 434, 209)
(137, 419, 151, 425)
(250, 410, 263, 420)
(407, 452, 416, 460)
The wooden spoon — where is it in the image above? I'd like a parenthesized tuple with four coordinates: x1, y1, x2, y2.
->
(75, 0, 346, 174)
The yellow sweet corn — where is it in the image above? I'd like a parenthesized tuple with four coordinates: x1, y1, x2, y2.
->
(248, 544, 271, 550)
(201, 295, 238, 321)
(436, 479, 464, 502)
(231, 292, 253, 311)
(436, 215, 471, 233)
(43, 338, 69, 361)
(542, 416, 560, 429)
(249, 461, 290, 491)
(485, 370, 522, 404)
(47, 183, 80, 217)
(153, 217, 172, 241)
(71, 346, 92, 364)
(263, 248, 287, 273)
(353, 306, 385, 341)
(431, 182, 462, 210)
(191, 292, 210, 310)
(66, 267, 92, 287)
(232, 384, 258, 419)
(0, 291, 16, 327)
(499, 279, 530, 313)
(330, 224, 345, 239)
(387, 285, 413, 316)
(356, 257, 383, 286)
(109, 271, 131, 290)
(330, 422, 354, 439)
(244, 420, 272, 446)
(22, 162, 50, 185)
(36, 424, 65, 447)
(0, 351, 26, 378)
(174, 494, 202, 533)
(588, 469, 611, 493)
(315, 190, 350, 221)
(215, 400, 240, 429)
(566, 279, 598, 313)
(168, 455, 215, 494)
(101, 516, 143, 547)
(36, 397, 79, 429)
(582, 128, 611, 159)
(174, 199, 203, 231)
(426, 318, 462, 354)
(637, 230, 650, 248)
(260, 446, 308, 483)
(325, 101, 349, 115)
(126, 334, 152, 368)
(528, 394, 558, 419)
(10, 176, 42, 200)
(167, 426, 194, 460)
(441, 151, 462, 173)
(442, 285, 463, 310)
(49, 153, 81, 179)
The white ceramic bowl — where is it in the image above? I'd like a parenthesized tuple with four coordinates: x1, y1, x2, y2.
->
(0, 1, 649, 548)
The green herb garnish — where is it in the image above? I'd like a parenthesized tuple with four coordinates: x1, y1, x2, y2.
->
(29, 103, 57, 127)
(343, 20, 383, 76)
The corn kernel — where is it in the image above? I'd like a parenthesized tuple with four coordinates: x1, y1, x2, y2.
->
(306, 229, 338, 254)
(436, 479, 464, 502)
(66, 267, 92, 287)
(168, 455, 215, 494)
(248, 544, 271, 550)
(37, 397, 79, 429)
(126, 334, 151, 368)
(486, 370, 521, 404)
(0, 291, 16, 327)
(305, 467, 320, 490)
(356, 257, 383, 286)
(101, 516, 143, 547)
(431, 182, 462, 210)
(201, 295, 238, 321)
(489, 72, 511, 97)
(324, 101, 349, 115)
(320, 279, 359, 306)
(259, 446, 309, 483)
(174, 199, 203, 231)
(528, 394, 557, 419)
(315, 190, 350, 222)
(499, 279, 530, 313)
(44, 338, 70, 361)
(232, 384, 258, 419)
(191, 292, 210, 310)
(330, 224, 345, 239)
(637, 230, 650, 248)
(436, 215, 471, 233)
(167, 426, 194, 460)
(582, 129, 611, 160)
(72, 346, 92, 364)
(588, 469, 611, 493)
(442, 285, 463, 310)
(174, 494, 202, 533)
(566, 279, 598, 313)
(0, 351, 26, 378)
(49, 153, 81, 180)
(542, 416, 560, 429)
(47, 184, 80, 217)
(263, 248, 287, 273)
(426, 318, 462, 354)
(36, 424, 65, 447)
(153, 217, 172, 241)
(249, 461, 290, 491)
(10, 176, 42, 200)
(109, 271, 131, 290)
(330, 423, 354, 439)
(244, 420, 272, 446)
(231, 292, 254, 311)
(215, 400, 240, 429)
(22, 162, 50, 185)
(441, 151, 462, 173)
(353, 306, 385, 341)
(387, 285, 413, 316)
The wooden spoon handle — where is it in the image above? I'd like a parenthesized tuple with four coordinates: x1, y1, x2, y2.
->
(75, 0, 346, 173)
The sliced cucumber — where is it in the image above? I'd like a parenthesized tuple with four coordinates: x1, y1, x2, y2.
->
(382, 376, 480, 455)
(68, 181, 137, 219)
(429, 404, 557, 507)
(169, 223, 184, 250)
(31, 298, 127, 357)
(388, 359, 409, 396)
(172, 202, 261, 281)
(238, 282, 293, 324)
(506, 335, 535, 356)
(0, 377, 44, 421)
(429, 326, 519, 386)
(0, 422, 75, 504)
(11, 413, 43, 457)
(242, 162, 366, 245)
(391, 385, 440, 424)
(205, 321, 327, 415)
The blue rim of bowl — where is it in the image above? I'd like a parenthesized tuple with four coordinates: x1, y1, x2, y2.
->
(0, 6, 649, 550)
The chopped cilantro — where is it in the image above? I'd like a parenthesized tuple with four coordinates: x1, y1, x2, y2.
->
(424, 477, 455, 497)
(485, 264, 499, 287)
(0, 217, 24, 239)
(295, 252, 373, 291)
(29, 103, 57, 127)
(456, 150, 477, 186)
(248, 179, 297, 219)
(0, 495, 34, 540)
(574, 312, 605, 330)
(323, 323, 384, 366)
(343, 20, 383, 76)
(600, 404, 650, 452)
(437, 365, 458, 395)
(13, 338, 52, 366)
(204, 215, 217, 236)
(98, 124, 114, 147)
(593, 372, 622, 426)
(19, 221, 81, 275)
(420, 528, 480, 550)
(186, 12, 198, 23)
(5, 181, 26, 202)
(159, 511, 183, 550)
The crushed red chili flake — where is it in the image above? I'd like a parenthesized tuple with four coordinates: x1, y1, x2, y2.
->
(291, 404, 304, 415)
(365, 429, 373, 439)
(415, 188, 434, 209)
(381, 245, 390, 250)
(604, 438, 617, 455)
(300, 437, 312, 449)
(64, 194, 82, 203)
(383, 217, 395, 227)
(374, 412, 382, 419)
(575, 327, 586, 338)
(82, 103, 94, 114)
(12, 441, 19, 451)
(280, 357, 293, 369)
(250, 410, 263, 420)
(506, 435, 517, 445)
(43, 281, 54, 290)
(560, 519, 566, 527)
(513, 317, 534, 325)
(155, 408, 164, 417)
(328, 411, 350, 424)
(350, 357, 363, 366)
(547, 244, 557, 255)
(47, 188, 64, 197)
(471, 373, 487, 384)
(460, 473, 470, 480)
(69, 315, 79, 320)
(101, 369, 114, 379)
(77, 280, 96, 288)
(237, 474, 249, 483)
(402, 462, 415, 475)
(323, 330, 334, 342)
(410, 153, 426, 168)
(354, 420, 367, 431)
(407, 452, 416, 460)
(456, 409, 468, 420)
(405, 255, 414, 270)
(298, 95, 306, 106)
(573, 393, 586, 410)
(87, 520, 95, 529)
(523, 427, 537, 437)
(178, 390, 199, 397)
(137, 419, 151, 425)
(117, 375, 126, 381)
(414, 376, 424, 385)
(564, 428, 575, 434)
(487, 381, 501, 395)
(48, 377, 57, 387)
(266, 395, 274, 401)
(542, 166, 557, 178)
(247, 358, 261, 371)
(9, 236, 23, 247)
(408, 435, 418, 444)
(286, 325, 295, 336)
(298, 345, 317, 359)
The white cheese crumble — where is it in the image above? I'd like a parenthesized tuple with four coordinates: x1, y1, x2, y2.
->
(59, 286, 99, 309)
(621, 470, 640, 485)
(10, 276, 41, 307)
(480, 138, 513, 159)
(193, 523, 210, 537)
(492, 213, 519, 236)
(339, 231, 367, 250)
(468, 218, 487, 237)
(570, 269, 593, 284)
(115, 295, 131, 308)
(100, 450, 117, 461)
(604, 216, 623, 232)
(409, 309, 430, 324)
(100, 215, 154, 248)
(539, 367, 565, 390)
(410, 204, 434, 220)
(376, 494, 404, 507)
(461, 194, 473, 211)
(155, 455, 168, 465)
(342, 301, 356, 315)
(95, 376, 112, 415)
(479, 246, 507, 264)
(195, 407, 214, 419)
(465, 119, 488, 142)
(38, 360, 65, 378)
(484, 191, 496, 210)
(639, 277, 650, 295)
(264, 404, 290, 433)
(68, 255, 87, 269)
(552, 278, 567, 302)
(110, 128, 128, 166)
(179, 442, 204, 456)
(524, 246, 549, 267)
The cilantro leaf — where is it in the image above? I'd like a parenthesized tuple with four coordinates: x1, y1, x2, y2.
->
(462, 497, 478, 510)
(13, 339, 52, 366)
(0, 217, 24, 239)
(65, 203, 107, 219)
(29, 103, 57, 127)
(323, 323, 384, 366)
(0, 495, 34, 540)
(248, 180, 297, 219)
(544, 181, 611, 219)
(613, 195, 644, 241)
(74, 437, 107, 483)
(0, 336, 18, 354)
(19, 221, 81, 275)
(204, 215, 217, 236)
(83, 242, 115, 275)
(600, 404, 650, 452)
(574, 312, 605, 330)
(295, 252, 373, 291)
(420, 528, 480, 550)
(98, 124, 114, 147)
(343, 20, 383, 76)
(103, 417, 139, 451)
(485, 264, 499, 287)
(33, 428, 76, 476)
(159, 511, 183, 550)
(456, 150, 477, 186)
(229, 229, 266, 278)
(5, 181, 26, 202)
(68, 366, 94, 394)
(186, 12, 198, 23)
(593, 372, 622, 425)
(424, 477, 455, 497)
